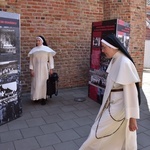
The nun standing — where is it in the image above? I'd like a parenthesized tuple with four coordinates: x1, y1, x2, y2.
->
(28, 36, 56, 105)
(79, 34, 140, 150)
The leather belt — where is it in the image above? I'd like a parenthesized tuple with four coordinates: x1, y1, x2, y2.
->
(111, 89, 123, 92)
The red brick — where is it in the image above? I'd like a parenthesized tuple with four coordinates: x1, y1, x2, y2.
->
(0, 0, 146, 92)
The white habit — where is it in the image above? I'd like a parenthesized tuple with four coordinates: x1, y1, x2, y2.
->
(28, 45, 56, 101)
(79, 51, 140, 150)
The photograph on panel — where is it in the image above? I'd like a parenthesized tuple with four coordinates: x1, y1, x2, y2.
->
(0, 60, 18, 77)
(0, 28, 17, 55)
(0, 81, 21, 124)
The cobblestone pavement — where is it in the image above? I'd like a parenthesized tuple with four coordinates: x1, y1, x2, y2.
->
(0, 70, 149, 150)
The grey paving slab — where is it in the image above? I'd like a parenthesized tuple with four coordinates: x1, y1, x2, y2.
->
(60, 105, 78, 113)
(144, 129, 150, 136)
(61, 99, 78, 105)
(7, 120, 28, 130)
(0, 142, 15, 150)
(0, 71, 149, 150)
(74, 137, 87, 147)
(86, 106, 100, 115)
(137, 133, 150, 147)
(73, 116, 93, 126)
(138, 124, 149, 133)
(0, 123, 8, 132)
(30, 110, 49, 118)
(53, 141, 79, 150)
(40, 123, 62, 134)
(43, 114, 63, 124)
(57, 120, 79, 130)
(16, 112, 33, 120)
(73, 109, 92, 117)
(140, 146, 150, 150)
(74, 125, 91, 137)
(36, 146, 55, 150)
(14, 137, 40, 150)
(73, 102, 90, 110)
(20, 126, 44, 138)
(88, 114, 98, 121)
(36, 133, 61, 147)
(138, 118, 150, 130)
(58, 112, 78, 120)
(138, 144, 143, 150)
(45, 107, 64, 115)
(26, 117, 46, 127)
(56, 129, 80, 142)
(0, 130, 22, 142)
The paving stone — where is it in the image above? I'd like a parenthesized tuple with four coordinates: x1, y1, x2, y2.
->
(57, 120, 79, 130)
(53, 141, 79, 150)
(14, 137, 40, 150)
(137, 133, 150, 147)
(8, 120, 28, 130)
(56, 129, 80, 142)
(138, 119, 150, 130)
(144, 129, 150, 136)
(74, 137, 87, 147)
(139, 146, 150, 150)
(61, 105, 77, 112)
(36, 133, 61, 147)
(0, 130, 22, 142)
(73, 110, 92, 117)
(43, 114, 63, 124)
(137, 124, 149, 134)
(17, 112, 33, 120)
(0, 124, 8, 133)
(40, 123, 62, 134)
(73, 116, 93, 126)
(45, 107, 64, 115)
(0, 142, 15, 150)
(58, 112, 78, 120)
(36, 146, 55, 150)
(21, 126, 44, 138)
(30, 110, 49, 118)
(0, 83, 149, 150)
(26, 117, 46, 127)
(74, 125, 91, 137)
(73, 101, 90, 108)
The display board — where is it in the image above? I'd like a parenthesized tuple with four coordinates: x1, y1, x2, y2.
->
(88, 19, 130, 104)
(0, 11, 22, 125)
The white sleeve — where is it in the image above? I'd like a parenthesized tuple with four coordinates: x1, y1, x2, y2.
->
(29, 55, 33, 70)
(48, 53, 54, 69)
(123, 83, 140, 119)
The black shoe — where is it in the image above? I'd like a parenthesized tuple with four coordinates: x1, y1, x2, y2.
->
(41, 99, 46, 105)
(33, 100, 40, 104)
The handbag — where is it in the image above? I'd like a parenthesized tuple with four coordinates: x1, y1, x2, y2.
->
(47, 72, 59, 98)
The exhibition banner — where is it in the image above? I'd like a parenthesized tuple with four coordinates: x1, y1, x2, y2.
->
(0, 11, 22, 125)
(89, 19, 130, 104)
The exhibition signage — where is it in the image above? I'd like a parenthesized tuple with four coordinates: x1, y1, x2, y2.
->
(0, 11, 22, 125)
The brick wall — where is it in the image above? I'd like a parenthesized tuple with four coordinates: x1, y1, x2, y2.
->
(103, 0, 146, 86)
(129, 0, 146, 85)
(0, 0, 146, 92)
(0, 0, 103, 93)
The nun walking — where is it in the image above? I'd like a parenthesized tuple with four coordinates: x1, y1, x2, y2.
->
(28, 36, 56, 105)
(79, 34, 140, 150)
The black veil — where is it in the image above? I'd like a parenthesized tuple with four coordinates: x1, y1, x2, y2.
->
(39, 35, 48, 46)
(102, 34, 141, 105)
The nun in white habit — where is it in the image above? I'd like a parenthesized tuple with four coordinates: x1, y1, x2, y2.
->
(79, 34, 140, 150)
(28, 36, 56, 105)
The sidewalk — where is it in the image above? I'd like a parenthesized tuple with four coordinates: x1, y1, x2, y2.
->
(0, 71, 149, 150)
(137, 69, 150, 150)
